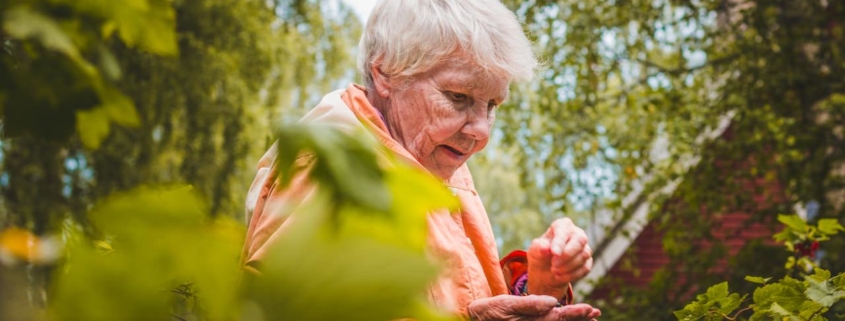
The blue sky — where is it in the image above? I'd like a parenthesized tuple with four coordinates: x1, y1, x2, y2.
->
(340, 0, 376, 22)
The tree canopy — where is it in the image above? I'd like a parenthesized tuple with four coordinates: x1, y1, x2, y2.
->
(1, 0, 363, 318)
(1, 0, 361, 233)
(474, 0, 845, 319)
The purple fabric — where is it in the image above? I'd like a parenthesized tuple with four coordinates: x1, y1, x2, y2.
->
(511, 272, 529, 296)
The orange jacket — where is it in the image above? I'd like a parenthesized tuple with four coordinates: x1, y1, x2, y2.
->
(241, 84, 508, 315)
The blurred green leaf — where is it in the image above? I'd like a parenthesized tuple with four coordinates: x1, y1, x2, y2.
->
(774, 228, 795, 243)
(3, 7, 80, 61)
(250, 190, 455, 321)
(817, 219, 844, 236)
(50, 186, 244, 321)
(338, 166, 458, 252)
(76, 107, 111, 150)
(275, 124, 391, 213)
(98, 45, 122, 80)
(75, 87, 139, 149)
(99, 87, 139, 127)
(778, 214, 807, 232)
(250, 123, 459, 321)
(744, 276, 770, 284)
(55, 0, 178, 55)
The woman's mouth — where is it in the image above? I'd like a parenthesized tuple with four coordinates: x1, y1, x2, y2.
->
(441, 145, 466, 158)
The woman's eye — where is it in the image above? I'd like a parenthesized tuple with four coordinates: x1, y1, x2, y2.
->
(487, 102, 498, 109)
(446, 91, 469, 102)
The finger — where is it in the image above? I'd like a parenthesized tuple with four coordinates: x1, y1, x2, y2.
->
(555, 257, 592, 283)
(509, 295, 559, 315)
(549, 219, 575, 255)
(552, 246, 589, 274)
(546, 218, 574, 238)
(588, 307, 601, 319)
(529, 237, 553, 265)
(551, 234, 588, 272)
(540, 304, 595, 321)
(560, 304, 599, 321)
(552, 244, 592, 274)
(560, 229, 587, 258)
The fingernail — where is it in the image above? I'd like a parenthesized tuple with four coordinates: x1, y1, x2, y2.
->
(552, 243, 562, 255)
(539, 296, 558, 305)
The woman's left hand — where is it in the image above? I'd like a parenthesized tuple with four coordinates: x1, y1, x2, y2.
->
(526, 218, 593, 298)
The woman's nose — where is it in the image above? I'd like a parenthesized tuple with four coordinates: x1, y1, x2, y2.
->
(460, 105, 491, 140)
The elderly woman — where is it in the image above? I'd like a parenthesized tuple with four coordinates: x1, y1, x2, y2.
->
(242, 0, 600, 320)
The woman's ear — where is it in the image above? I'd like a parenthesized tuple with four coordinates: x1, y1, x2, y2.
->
(370, 62, 391, 98)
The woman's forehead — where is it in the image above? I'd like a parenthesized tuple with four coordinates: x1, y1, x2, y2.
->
(429, 62, 510, 99)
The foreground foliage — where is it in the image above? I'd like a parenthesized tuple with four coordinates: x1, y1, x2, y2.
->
(1, 0, 454, 320)
(675, 215, 845, 321)
(5, 124, 458, 321)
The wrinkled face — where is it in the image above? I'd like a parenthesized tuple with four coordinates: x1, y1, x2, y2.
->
(382, 62, 509, 179)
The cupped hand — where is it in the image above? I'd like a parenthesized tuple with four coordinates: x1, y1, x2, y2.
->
(527, 218, 593, 297)
(467, 295, 601, 321)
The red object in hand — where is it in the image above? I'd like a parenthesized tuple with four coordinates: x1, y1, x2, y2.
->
(500, 250, 528, 291)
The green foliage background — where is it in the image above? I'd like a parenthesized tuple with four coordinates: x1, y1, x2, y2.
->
(2, 0, 845, 320)
(473, 0, 845, 319)
(0, 0, 361, 234)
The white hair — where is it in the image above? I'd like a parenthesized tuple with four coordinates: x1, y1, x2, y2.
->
(357, 0, 538, 88)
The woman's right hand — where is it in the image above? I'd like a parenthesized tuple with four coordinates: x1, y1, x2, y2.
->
(466, 295, 600, 321)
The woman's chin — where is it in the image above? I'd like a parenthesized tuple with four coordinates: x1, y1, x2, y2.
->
(424, 164, 460, 181)
(422, 149, 472, 180)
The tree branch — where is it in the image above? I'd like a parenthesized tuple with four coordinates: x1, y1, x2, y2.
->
(730, 306, 754, 320)
(634, 54, 740, 76)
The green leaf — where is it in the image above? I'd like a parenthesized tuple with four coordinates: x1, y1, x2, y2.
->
(338, 165, 459, 252)
(706, 282, 730, 300)
(805, 271, 845, 308)
(76, 107, 111, 149)
(251, 124, 458, 320)
(98, 45, 122, 80)
(99, 87, 139, 127)
(75, 86, 139, 149)
(809, 269, 832, 282)
(3, 7, 79, 60)
(673, 304, 701, 321)
(778, 214, 807, 232)
(51, 187, 244, 321)
(745, 276, 771, 284)
(57, 0, 178, 55)
(674, 282, 742, 321)
(768, 302, 802, 321)
(114, 9, 178, 55)
(817, 218, 845, 235)
(773, 228, 794, 243)
(275, 124, 391, 212)
(797, 300, 826, 321)
(250, 192, 453, 321)
(753, 277, 806, 313)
